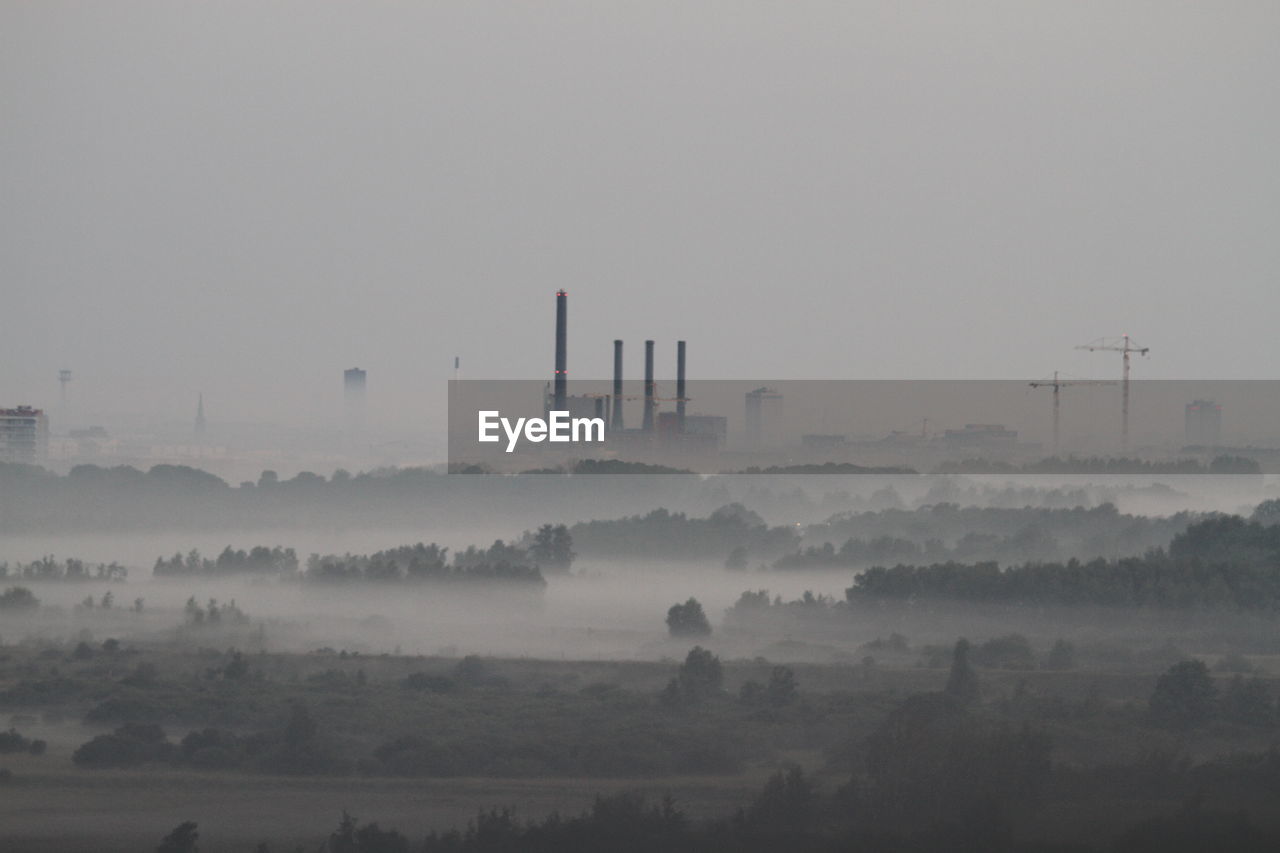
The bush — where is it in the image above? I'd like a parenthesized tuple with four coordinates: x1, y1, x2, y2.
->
(73, 723, 173, 768)
(661, 647, 723, 706)
(1220, 676, 1276, 727)
(0, 587, 39, 612)
(665, 598, 711, 638)
(1043, 639, 1076, 671)
(156, 821, 199, 853)
(1150, 660, 1218, 729)
(401, 673, 455, 693)
(972, 634, 1036, 670)
(0, 728, 42, 754)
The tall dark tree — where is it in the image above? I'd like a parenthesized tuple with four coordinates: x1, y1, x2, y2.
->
(662, 646, 724, 705)
(529, 524, 575, 572)
(944, 638, 980, 706)
(1150, 660, 1218, 728)
(666, 598, 711, 638)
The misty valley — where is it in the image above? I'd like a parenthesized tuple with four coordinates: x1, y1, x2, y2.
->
(0, 465, 1278, 851)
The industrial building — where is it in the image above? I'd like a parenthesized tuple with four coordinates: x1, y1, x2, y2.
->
(941, 423, 1018, 450)
(542, 290, 711, 459)
(0, 406, 49, 464)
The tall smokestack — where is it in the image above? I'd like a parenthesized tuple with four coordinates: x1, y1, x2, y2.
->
(643, 339, 655, 432)
(554, 290, 567, 411)
(612, 339, 624, 430)
(676, 340, 686, 432)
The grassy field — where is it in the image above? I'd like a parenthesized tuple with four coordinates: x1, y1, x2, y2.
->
(2, 636, 1278, 851)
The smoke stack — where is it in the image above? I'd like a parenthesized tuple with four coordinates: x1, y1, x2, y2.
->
(553, 290, 567, 411)
(643, 339, 655, 432)
(612, 339, 624, 430)
(676, 340, 686, 432)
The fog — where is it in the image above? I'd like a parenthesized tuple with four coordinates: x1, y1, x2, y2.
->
(4, 3, 1280, 849)
(3, 472, 1274, 663)
(4, 2, 1280, 442)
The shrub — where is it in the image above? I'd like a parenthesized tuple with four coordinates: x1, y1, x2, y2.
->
(1150, 660, 1218, 728)
(666, 598, 711, 638)
(0, 587, 39, 612)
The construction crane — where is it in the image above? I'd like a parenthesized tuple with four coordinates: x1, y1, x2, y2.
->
(1075, 335, 1149, 451)
(1028, 372, 1115, 455)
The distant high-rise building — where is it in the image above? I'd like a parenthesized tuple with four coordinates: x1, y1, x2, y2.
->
(0, 406, 49, 464)
(344, 368, 367, 399)
(744, 387, 783, 447)
(344, 368, 367, 441)
(1185, 400, 1222, 447)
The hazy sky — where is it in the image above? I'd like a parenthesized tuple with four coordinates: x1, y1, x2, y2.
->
(3, 2, 1277, 433)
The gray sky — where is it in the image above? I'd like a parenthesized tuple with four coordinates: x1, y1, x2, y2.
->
(3, 1, 1277, 433)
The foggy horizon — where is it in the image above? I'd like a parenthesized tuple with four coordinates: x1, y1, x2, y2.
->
(4, 6, 1280, 852)
(4, 2, 1278, 440)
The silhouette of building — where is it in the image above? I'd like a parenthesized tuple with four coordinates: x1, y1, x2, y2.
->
(344, 368, 367, 443)
(0, 406, 49, 464)
(744, 387, 783, 447)
(1185, 400, 1222, 447)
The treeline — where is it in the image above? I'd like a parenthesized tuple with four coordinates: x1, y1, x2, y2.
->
(776, 531, 1060, 569)
(936, 453, 1263, 475)
(305, 541, 545, 586)
(154, 546, 298, 577)
(801, 502, 1196, 563)
(148, 526, 573, 585)
(846, 516, 1280, 610)
(0, 556, 127, 582)
(65, 653, 757, 778)
(145, 682, 1280, 852)
(569, 504, 800, 561)
(0, 462, 721, 533)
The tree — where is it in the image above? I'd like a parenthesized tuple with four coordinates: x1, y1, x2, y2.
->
(765, 666, 798, 706)
(1150, 660, 1218, 728)
(662, 646, 724, 705)
(1220, 675, 1275, 727)
(1043, 639, 1076, 671)
(944, 638, 980, 706)
(0, 586, 39, 612)
(864, 693, 1051, 843)
(665, 598, 711, 638)
(737, 767, 814, 834)
(328, 811, 409, 853)
(222, 651, 250, 681)
(972, 634, 1036, 670)
(528, 524, 575, 572)
(156, 821, 199, 853)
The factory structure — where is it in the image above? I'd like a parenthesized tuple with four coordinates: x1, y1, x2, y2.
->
(509, 291, 1280, 472)
(543, 290, 728, 459)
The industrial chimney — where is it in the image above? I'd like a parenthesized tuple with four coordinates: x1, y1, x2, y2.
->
(643, 340, 655, 432)
(612, 339, 624, 430)
(676, 340, 686, 432)
(554, 290, 567, 411)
